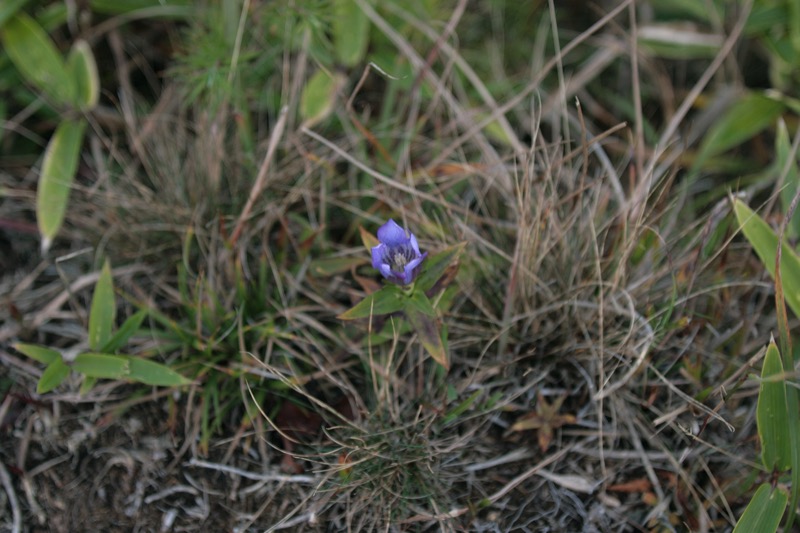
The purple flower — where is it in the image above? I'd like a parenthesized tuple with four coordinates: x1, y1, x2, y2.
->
(371, 219, 427, 285)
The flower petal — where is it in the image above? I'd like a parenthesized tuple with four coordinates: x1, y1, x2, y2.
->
(377, 219, 409, 246)
(409, 234, 421, 255)
(371, 243, 387, 270)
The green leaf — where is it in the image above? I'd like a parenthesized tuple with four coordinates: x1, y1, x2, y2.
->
(66, 40, 99, 110)
(1, 12, 74, 105)
(415, 242, 466, 293)
(443, 389, 482, 424)
(338, 284, 406, 320)
(332, 0, 369, 67)
(733, 483, 788, 533)
(310, 255, 366, 276)
(38, 358, 70, 394)
(733, 199, 800, 319)
(125, 356, 191, 386)
(404, 301, 449, 369)
(102, 309, 147, 353)
(13, 342, 60, 364)
(88, 260, 116, 352)
(300, 69, 343, 127)
(36, 118, 87, 252)
(407, 290, 437, 317)
(88, 0, 192, 15)
(0, 0, 29, 27)
(72, 353, 129, 379)
(637, 24, 722, 59)
(691, 92, 785, 176)
(775, 120, 800, 239)
(758, 339, 792, 471)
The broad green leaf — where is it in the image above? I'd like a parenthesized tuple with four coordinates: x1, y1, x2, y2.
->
(72, 352, 129, 379)
(66, 40, 99, 110)
(125, 357, 191, 386)
(38, 358, 69, 394)
(102, 309, 147, 353)
(88, 260, 116, 351)
(733, 483, 788, 533)
(733, 199, 800, 319)
(691, 92, 784, 176)
(1, 12, 74, 105)
(775, 120, 800, 239)
(300, 70, 343, 127)
(758, 339, 792, 471)
(333, 0, 369, 67)
(415, 242, 466, 293)
(405, 303, 448, 370)
(338, 284, 405, 320)
(37, 118, 87, 252)
(0, 0, 29, 27)
(13, 342, 60, 364)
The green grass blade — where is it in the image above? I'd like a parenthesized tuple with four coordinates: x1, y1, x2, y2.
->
(124, 357, 191, 386)
(775, 120, 800, 239)
(757, 338, 792, 471)
(72, 353, 130, 379)
(88, 260, 116, 352)
(38, 358, 70, 394)
(733, 199, 800, 319)
(691, 92, 784, 176)
(36, 118, 87, 252)
(102, 309, 147, 353)
(733, 483, 788, 533)
(1, 12, 74, 105)
(13, 342, 60, 364)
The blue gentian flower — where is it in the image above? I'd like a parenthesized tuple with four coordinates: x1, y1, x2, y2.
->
(371, 219, 427, 285)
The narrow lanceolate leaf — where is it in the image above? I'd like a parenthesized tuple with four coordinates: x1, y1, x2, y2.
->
(13, 342, 60, 364)
(1, 12, 74, 105)
(337, 284, 405, 320)
(101, 308, 147, 353)
(732, 483, 788, 533)
(37, 118, 87, 252)
(72, 353, 129, 379)
(125, 357, 191, 386)
(88, 260, 116, 351)
(38, 358, 70, 394)
(691, 92, 784, 176)
(757, 339, 792, 471)
(66, 40, 99, 110)
(775, 120, 800, 239)
(405, 301, 449, 370)
(415, 242, 466, 293)
(332, 0, 369, 67)
(733, 199, 800, 319)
